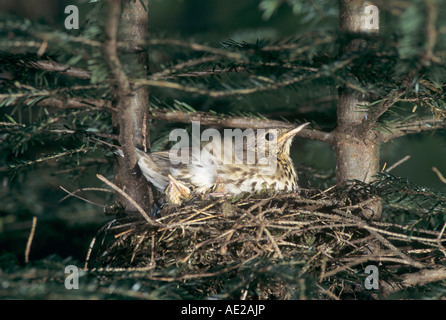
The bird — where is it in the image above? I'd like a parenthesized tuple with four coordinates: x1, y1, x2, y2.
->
(134, 122, 309, 205)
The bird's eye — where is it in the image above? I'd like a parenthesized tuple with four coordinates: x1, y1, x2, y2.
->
(265, 132, 275, 141)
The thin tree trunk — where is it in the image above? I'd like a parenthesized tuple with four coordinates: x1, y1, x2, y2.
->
(107, 0, 153, 213)
(334, 0, 382, 220)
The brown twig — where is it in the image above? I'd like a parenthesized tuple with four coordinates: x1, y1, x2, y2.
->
(83, 236, 96, 269)
(50, 129, 119, 141)
(0, 95, 116, 112)
(263, 227, 284, 259)
(432, 167, 446, 184)
(148, 109, 333, 143)
(59, 186, 110, 207)
(21, 59, 91, 79)
(437, 221, 446, 258)
(96, 174, 159, 227)
(385, 155, 411, 172)
(41, 97, 115, 111)
(400, 267, 446, 288)
(24, 216, 37, 264)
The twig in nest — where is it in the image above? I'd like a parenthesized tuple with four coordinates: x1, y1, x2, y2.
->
(131, 230, 150, 264)
(437, 222, 446, 258)
(364, 226, 424, 269)
(263, 227, 283, 259)
(401, 267, 446, 288)
(321, 250, 403, 280)
(89, 185, 446, 298)
(317, 284, 340, 300)
(148, 264, 242, 282)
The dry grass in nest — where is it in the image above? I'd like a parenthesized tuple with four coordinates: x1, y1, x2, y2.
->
(85, 186, 446, 299)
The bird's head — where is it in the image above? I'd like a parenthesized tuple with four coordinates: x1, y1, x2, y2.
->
(276, 122, 309, 156)
(259, 122, 309, 159)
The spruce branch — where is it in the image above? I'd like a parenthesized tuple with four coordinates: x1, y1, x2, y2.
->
(148, 108, 333, 143)
(381, 117, 446, 142)
(19, 59, 92, 79)
(1, 120, 118, 142)
(39, 97, 115, 111)
(1, 108, 94, 155)
(146, 38, 244, 61)
(1, 93, 332, 144)
(7, 146, 93, 171)
(355, 89, 406, 139)
(150, 108, 292, 128)
(134, 55, 356, 97)
(150, 55, 221, 80)
(0, 84, 109, 108)
(0, 95, 115, 112)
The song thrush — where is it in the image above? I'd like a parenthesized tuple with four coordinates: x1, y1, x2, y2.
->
(135, 122, 309, 204)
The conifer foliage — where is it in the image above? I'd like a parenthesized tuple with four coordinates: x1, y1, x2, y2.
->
(0, 0, 445, 299)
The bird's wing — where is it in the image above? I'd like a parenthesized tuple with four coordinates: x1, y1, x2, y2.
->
(136, 150, 172, 192)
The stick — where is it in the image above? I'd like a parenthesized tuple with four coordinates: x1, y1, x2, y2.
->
(25, 217, 37, 263)
(385, 155, 411, 172)
(432, 167, 446, 184)
(83, 236, 96, 270)
(59, 186, 107, 207)
(96, 174, 159, 227)
(437, 221, 446, 258)
(22, 60, 91, 79)
(264, 227, 284, 259)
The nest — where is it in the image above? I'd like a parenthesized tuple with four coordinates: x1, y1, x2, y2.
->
(86, 187, 446, 299)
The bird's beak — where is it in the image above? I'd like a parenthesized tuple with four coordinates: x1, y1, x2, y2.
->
(278, 122, 310, 143)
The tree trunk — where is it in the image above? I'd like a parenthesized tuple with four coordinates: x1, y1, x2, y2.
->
(334, 0, 382, 219)
(110, 0, 153, 213)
